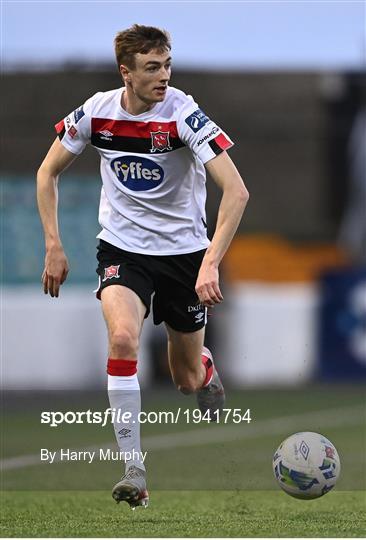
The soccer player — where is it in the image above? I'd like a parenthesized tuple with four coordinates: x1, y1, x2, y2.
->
(37, 25, 249, 509)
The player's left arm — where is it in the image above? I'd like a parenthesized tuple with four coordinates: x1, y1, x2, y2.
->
(195, 151, 249, 307)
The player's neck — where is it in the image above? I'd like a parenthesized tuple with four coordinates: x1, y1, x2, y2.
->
(121, 88, 155, 116)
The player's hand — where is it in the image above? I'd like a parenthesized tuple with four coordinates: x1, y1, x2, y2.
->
(42, 244, 69, 298)
(195, 260, 223, 308)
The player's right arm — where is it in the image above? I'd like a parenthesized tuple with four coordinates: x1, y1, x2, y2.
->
(37, 138, 78, 298)
(37, 94, 95, 297)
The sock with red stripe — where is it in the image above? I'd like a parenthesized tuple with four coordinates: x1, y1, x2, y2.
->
(107, 358, 145, 472)
(202, 351, 214, 387)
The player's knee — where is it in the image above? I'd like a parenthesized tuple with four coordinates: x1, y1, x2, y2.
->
(109, 328, 139, 358)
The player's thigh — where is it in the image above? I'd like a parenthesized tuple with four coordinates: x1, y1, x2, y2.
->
(101, 285, 146, 340)
(166, 323, 205, 376)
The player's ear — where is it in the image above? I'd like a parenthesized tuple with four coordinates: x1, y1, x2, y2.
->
(120, 65, 131, 84)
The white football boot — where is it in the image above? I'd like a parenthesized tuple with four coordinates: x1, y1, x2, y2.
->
(112, 466, 149, 510)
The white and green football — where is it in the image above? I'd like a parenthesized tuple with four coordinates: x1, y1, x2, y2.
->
(273, 432, 341, 499)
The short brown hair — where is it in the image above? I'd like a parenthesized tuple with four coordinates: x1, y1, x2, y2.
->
(114, 24, 171, 69)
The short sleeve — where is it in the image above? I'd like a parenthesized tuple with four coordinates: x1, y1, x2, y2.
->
(177, 97, 234, 164)
(54, 94, 97, 155)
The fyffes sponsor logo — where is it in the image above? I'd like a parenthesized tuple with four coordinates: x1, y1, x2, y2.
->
(111, 156, 164, 191)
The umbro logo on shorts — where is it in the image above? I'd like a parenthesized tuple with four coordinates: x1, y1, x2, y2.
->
(103, 265, 120, 281)
(195, 312, 204, 323)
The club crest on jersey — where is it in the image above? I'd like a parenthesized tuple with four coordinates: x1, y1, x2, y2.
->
(150, 131, 172, 152)
(103, 265, 120, 282)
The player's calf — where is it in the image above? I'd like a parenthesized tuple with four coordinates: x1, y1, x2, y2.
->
(197, 347, 225, 421)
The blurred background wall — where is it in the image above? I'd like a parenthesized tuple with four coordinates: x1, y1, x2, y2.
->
(2, 1, 366, 388)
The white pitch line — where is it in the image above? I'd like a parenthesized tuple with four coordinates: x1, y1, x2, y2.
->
(1, 404, 365, 471)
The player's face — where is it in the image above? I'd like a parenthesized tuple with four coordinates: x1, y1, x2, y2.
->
(127, 50, 172, 104)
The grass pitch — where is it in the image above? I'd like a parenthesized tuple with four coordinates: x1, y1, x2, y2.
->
(1, 386, 365, 537)
(1, 490, 365, 537)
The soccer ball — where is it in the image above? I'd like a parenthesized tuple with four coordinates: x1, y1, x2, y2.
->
(273, 432, 341, 499)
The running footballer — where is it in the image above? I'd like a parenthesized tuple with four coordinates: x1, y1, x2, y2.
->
(37, 25, 249, 509)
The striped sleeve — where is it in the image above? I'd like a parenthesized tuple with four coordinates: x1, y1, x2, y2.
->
(54, 93, 101, 155)
(176, 97, 234, 164)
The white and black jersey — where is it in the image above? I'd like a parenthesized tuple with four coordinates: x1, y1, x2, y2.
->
(56, 86, 234, 255)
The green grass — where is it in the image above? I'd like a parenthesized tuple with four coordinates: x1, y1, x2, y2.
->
(1, 490, 365, 537)
(1, 386, 365, 536)
(2, 387, 365, 491)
